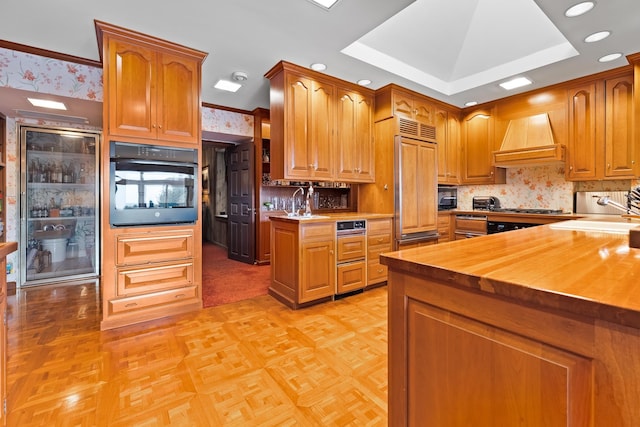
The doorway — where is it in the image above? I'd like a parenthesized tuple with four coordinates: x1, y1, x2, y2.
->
(201, 141, 255, 264)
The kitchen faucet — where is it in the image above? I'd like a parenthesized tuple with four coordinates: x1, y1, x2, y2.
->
(288, 187, 305, 216)
(304, 184, 314, 217)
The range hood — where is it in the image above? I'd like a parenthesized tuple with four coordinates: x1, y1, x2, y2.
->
(492, 113, 565, 168)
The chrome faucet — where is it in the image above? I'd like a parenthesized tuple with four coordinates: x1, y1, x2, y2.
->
(304, 183, 314, 217)
(288, 187, 305, 216)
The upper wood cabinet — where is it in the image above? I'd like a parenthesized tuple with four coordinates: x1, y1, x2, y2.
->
(335, 87, 375, 182)
(436, 108, 460, 184)
(375, 84, 435, 125)
(96, 21, 207, 145)
(265, 61, 375, 182)
(566, 73, 635, 181)
(461, 108, 506, 185)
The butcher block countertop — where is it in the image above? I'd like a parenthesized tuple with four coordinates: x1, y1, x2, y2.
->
(381, 219, 640, 329)
(268, 212, 393, 223)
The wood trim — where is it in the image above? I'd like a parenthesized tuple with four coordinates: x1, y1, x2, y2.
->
(202, 102, 254, 115)
(0, 40, 101, 68)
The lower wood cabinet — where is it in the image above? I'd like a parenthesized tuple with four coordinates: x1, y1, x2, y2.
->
(101, 227, 201, 330)
(437, 212, 452, 243)
(270, 220, 335, 308)
(366, 218, 393, 286)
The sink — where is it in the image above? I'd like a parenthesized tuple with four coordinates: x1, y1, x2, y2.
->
(549, 220, 640, 234)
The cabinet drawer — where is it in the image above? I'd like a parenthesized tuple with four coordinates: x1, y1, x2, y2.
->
(117, 260, 194, 296)
(368, 262, 388, 284)
(337, 260, 366, 294)
(368, 218, 393, 234)
(116, 231, 194, 265)
(109, 285, 198, 315)
(367, 233, 392, 247)
(301, 223, 335, 241)
(337, 234, 366, 262)
(455, 217, 487, 234)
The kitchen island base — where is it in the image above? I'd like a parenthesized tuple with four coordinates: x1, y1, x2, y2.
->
(387, 269, 640, 426)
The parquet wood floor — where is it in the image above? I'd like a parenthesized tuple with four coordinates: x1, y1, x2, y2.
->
(5, 282, 388, 426)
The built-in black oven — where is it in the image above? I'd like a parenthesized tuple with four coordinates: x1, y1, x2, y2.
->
(109, 141, 198, 227)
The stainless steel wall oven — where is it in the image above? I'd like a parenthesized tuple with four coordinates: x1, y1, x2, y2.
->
(109, 141, 198, 227)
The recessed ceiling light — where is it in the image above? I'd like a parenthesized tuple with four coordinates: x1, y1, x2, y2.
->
(357, 79, 372, 86)
(598, 53, 622, 63)
(214, 79, 242, 92)
(584, 31, 610, 43)
(499, 77, 532, 90)
(310, 63, 327, 71)
(565, 1, 595, 18)
(307, 0, 340, 10)
(232, 71, 248, 81)
(27, 98, 67, 110)
(464, 101, 478, 107)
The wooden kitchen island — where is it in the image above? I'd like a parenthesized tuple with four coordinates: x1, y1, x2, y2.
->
(381, 222, 640, 426)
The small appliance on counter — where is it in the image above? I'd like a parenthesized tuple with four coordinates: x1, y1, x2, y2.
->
(437, 186, 457, 211)
(472, 196, 500, 211)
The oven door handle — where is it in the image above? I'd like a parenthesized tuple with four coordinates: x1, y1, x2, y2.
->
(113, 158, 197, 168)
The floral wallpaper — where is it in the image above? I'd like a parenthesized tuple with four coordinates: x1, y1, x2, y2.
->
(0, 47, 102, 101)
(201, 106, 254, 137)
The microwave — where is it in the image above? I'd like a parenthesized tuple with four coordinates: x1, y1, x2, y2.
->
(437, 186, 457, 211)
(109, 141, 198, 227)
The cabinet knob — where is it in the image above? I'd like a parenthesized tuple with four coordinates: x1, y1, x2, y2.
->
(607, 163, 611, 169)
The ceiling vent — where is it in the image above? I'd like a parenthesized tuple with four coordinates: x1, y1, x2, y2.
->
(492, 113, 565, 168)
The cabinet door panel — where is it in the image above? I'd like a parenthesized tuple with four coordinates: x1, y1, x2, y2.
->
(286, 75, 313, 177)
(337, 261, 366, 294)
(399, 138, 437, 235)
(355, 94, 375, 182)
(605, 76, 635, 178)
(336, 91, 357, 178)
(567, 83, 599, 180)
(158, 52, 200, 143)
(108, 39, 156, 138)
(300, 239, 334, 302)
(462, 112, 494, 183)
(310, 80, 334, 179)
(407, 299, 592, 426)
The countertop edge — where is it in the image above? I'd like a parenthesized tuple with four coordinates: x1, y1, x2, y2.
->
(0, 242, 18, 258)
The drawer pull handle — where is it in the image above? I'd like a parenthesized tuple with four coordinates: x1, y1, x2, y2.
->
(125, 303, 138, 308)
(175, 294, 186, 299)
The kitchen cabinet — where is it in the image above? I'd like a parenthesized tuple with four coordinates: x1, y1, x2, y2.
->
(461, 108, 506, 184)
(398, 136, 438, 236)
(21, 126, 100, 286)
(454, 214, 487, 239)
(0, 118, 5, 244)
(0, 243, 16, 427)
(96, 21, 205, 330)
(269, 219, 335, 308)
(265, 61, 375, 183)
(375, 85, 435, 125)
(103, 228, 200, 328)
(366, 217, 393, 286)
(97, 20, 206, 145)
(437, 212, 452, 243)
(566, 72, 635, 181)
(254, 108, 272, 264)
(335, 87, 375, 183)
(436, 109, 461, 184)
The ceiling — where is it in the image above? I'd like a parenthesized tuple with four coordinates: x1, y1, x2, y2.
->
(1, 0, 639, 127)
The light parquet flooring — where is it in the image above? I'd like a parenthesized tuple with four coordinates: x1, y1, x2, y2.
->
(5, 282, 388, 426)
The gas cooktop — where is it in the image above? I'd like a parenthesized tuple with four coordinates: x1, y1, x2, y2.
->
(490, 208, 565, 215)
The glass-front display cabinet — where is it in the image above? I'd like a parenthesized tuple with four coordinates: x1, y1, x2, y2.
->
(20, 126, 100, 286)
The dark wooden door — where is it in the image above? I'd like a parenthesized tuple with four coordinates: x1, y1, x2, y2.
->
(227, 142, 255, 264)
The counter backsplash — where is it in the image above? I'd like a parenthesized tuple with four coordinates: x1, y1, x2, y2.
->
(456, 164, 637, 212)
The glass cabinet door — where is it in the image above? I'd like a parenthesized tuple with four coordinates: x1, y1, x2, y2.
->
(20, 126, 100, 286)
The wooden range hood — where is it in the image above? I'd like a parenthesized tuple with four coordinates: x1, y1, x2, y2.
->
(492, 113, 565, 168)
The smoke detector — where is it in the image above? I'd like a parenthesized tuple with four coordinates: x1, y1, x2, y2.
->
(232, 71, 248, 81)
